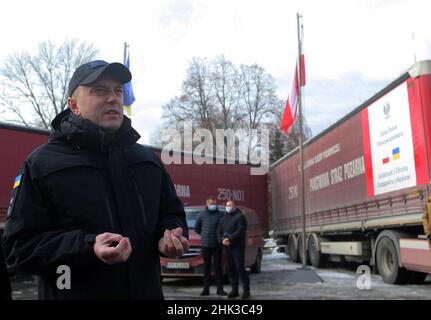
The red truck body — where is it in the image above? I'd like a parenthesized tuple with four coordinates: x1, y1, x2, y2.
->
(0, 123, 268, 234)
(0, 125, 49, 221)
(271, 60, 431, 284)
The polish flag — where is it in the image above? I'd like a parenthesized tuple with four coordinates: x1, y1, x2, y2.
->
(280, 54, 306, 134)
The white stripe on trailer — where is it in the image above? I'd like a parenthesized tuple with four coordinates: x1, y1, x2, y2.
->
(400, 238, 429, 250)
(320, 241, 363, 256)
(399, 238, 431, 274)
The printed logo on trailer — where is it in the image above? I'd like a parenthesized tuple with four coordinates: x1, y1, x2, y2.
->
(380, 148, 400, 165)
(383, 102, 391, 120)
(392, 147, 400, 160)
(362, 82, 417, 196)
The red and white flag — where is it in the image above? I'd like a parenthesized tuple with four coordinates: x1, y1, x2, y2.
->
(280, 54, 306, 134)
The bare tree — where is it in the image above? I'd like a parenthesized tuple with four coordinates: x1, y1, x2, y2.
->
(162, 57, 222, 154)
(0, 39, 99, 128)
(238, 64, 279, 157)
(163, 57, 215, 130)
(239, 64, 278, 130)
(159, 55, 312, 163)
(211, 55, 242, 130)
(161, 56, 281, 159)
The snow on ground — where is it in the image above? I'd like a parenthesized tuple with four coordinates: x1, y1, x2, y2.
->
(9, 249, 431, 300)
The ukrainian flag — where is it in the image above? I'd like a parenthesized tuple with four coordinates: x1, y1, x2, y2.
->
(392, 147, 400, 160)
(123, 52, 135, 117)
(13, 175, 22, 189)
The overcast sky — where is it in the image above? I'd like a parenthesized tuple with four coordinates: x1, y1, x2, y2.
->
(1, 0, 430, 144)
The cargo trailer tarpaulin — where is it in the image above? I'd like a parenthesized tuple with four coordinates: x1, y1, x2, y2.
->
(361, 79, 428, 196)
(271, 61, 431, 281)
(0, 123, 268, 232)
(271, 60, 431, 234)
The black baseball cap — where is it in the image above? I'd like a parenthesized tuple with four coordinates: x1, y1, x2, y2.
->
(68, 60, 132, 97)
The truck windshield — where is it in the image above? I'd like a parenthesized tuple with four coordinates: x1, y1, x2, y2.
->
(185, 209, 201, 229)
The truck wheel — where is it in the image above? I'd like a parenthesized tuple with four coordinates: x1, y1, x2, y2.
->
(250, 249, 262, 273)
(287, 235, 300, 263)
(308, 235, 328, 268)
(298, 235, 311, 265)
(376, 237, 410, 284)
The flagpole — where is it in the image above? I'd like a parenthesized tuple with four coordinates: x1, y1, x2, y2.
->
(123, 42, 133, 117)
(296, 13, 307, 268)
(123, 42, 129, 65)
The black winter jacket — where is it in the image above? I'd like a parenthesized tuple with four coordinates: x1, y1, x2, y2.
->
(2, 109, 187, 300)
(194, 208, 224, 248)
(217, 209, 247, 248)
(0, 242, 11, 300)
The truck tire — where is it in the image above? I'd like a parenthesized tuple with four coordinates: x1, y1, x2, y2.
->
(298, 235, 311, 265)
(308, 235, 328, 268)
(376, 237, 410, 284)
(287, 235, 300, 263)
(250, 249, 262, 273)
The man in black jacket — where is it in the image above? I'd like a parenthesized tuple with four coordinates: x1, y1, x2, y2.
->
(2, 60, 189, 300)
(194, 196, 227, 296)
(218, 200, 250, 299)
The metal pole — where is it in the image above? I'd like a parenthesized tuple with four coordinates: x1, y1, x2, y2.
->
(296, 13, 306, 268)
(123, 42, 128, 64)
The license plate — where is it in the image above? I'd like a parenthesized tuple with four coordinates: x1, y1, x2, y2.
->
(166, 262, 190, 269)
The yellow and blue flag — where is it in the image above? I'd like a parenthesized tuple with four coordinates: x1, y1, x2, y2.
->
(392, 147, 400, 160)
(123, 52, 135, 117)
(13, 174, 22, 189)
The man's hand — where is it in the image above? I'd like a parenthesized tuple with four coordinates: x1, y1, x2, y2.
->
(158, 227, 189, 257)
(222, 238, 230, 247)
(94, 232, 132, 265)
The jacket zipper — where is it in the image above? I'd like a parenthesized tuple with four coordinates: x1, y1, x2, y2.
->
(104, 196, 115, 229)
(130, 170, 147, 226)
(103, 146, 122, 232)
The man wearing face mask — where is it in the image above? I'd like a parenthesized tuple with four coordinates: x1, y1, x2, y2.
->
(194, 195, 227, 296)
(217, 200, 250, 299)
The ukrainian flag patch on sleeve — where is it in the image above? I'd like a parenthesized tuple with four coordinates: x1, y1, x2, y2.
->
(8, 173, 23, 218)
(13, 174, 22, 189)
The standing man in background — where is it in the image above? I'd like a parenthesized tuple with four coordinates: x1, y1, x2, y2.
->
(194, 196, 227, 296)
(218, 200, 250, 299)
